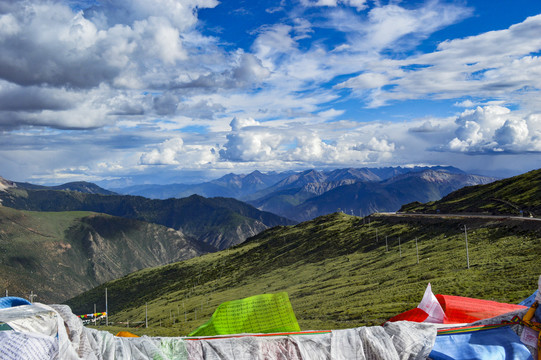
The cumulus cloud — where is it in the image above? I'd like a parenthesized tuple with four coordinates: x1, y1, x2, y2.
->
(290, 134, 336, 161)
(219, 115, 399, 165)
(232, 53, 271, 84)
(286, 133, 396, 164)
(454, 100, 476, 108)
(140, 136, 217, 166)
(354, 137, 395, 152)
(229, 117, 260, 131)
(0, 3, 118, 88)
(445, 106, 541, 153)
(87, 0, 218, 30)
(165, 52, 270, 91)
(0, 0, 222, 91)
(219, 117, 283, 161)
(140, 137, 185, 165)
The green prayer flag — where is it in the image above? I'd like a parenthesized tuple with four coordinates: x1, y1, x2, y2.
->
(188, 292, 300, 337)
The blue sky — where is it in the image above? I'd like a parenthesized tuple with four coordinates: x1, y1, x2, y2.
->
(1, 0, 541, 186)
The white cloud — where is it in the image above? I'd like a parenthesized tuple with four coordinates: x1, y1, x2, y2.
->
(89, 0, 218, 30)
(139, 137, 217, 166)
(229, 117, 260, 131)
(300, 0, 368, 11)
(454, 100, 475, 108)
(290, 134, 336, 161)
(1, 0, 540, 183)
(140, 137, 185, 165)
(494, 119, 530, 146)
(359, 137, 395, 152)
(135, 17, 187, 64)
(318, 108, 345, 119)
(335, 72, 388, 90)
(220, 131, 283, 162)
(232, 53, 271, 84)
(252, 24, 296, 71)
(446, 106, 541, 153)
(220, 118, 283, 161)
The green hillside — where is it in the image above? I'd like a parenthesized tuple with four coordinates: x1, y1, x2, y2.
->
(0, 206, 206, 303)
(66, 212, 540, 336)
(0, 189, 295, 250)
(400, 168, 541, 216)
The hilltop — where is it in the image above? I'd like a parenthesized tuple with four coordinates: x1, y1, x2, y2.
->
(400, 168, 541, 216)
(66, 211, 540, 335)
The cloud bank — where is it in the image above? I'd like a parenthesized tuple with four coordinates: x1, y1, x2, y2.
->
(0, 0, 540, 184)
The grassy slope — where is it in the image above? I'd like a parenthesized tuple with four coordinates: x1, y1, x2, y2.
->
(401, 168, 541, 216)
(0, 206, 94, 300)
(66, 212, 541, 336)
(0, 190, 295, 250)
(0, 206, 204, 303)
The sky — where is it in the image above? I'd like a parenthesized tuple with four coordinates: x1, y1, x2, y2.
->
(1, 0, 541, 186)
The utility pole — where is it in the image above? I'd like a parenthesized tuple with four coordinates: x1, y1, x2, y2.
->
(464, 226, 470, 269)
(385, 236, 388, 252)
(105, 287, 108, 326)
(415, 237, 419, 264)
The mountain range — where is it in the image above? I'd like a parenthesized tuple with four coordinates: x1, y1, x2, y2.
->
(111, 166, 495, 221)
